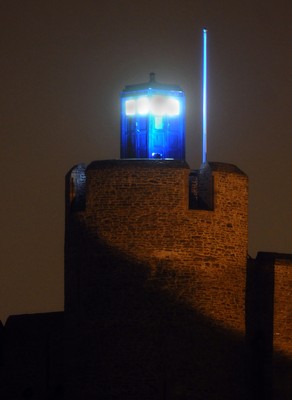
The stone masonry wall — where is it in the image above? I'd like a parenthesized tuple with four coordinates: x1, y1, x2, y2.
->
(66, 159, 248, 333)
(273, 255, 292, 357)
(273, 255, 292, 400)
(64, 159, 249, 399)
(246, 252, 292, 400)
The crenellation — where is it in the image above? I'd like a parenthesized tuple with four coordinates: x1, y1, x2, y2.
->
(2, 70, 291, 399)
(66, 160, 249, 337)
(1, 157, 290, 400)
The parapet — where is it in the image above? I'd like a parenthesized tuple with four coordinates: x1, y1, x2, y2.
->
(65, 159, 249, 332)
(207, 161, 247, 176)
(66, 160, 248, 215)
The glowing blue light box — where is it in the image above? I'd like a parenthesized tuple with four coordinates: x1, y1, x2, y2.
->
(120, 73, 185, 160)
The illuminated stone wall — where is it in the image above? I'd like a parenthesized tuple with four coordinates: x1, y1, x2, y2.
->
(245, 252, 292, 399)
(66, 159, 248, 332)
(273, 255, 292, 399)
(64, 159, 249, 399)
(1, 159, 291, 400)
(273, 255, 292, 357)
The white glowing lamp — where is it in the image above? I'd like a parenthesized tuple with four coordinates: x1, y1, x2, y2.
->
(125, 99, 136, 115)
(167, 97, 180, 116)
(137, 97, 150, 115)
(151, 95, 167, 116)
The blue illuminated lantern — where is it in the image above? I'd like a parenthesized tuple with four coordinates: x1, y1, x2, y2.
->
(120, 73, 185, 160)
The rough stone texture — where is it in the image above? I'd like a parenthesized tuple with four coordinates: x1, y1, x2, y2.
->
(246, 253, 292, 400)
(270, 254, 292, 400)
(64, 159, 249, 399)
(1, 158, 291, 399)
(273, 255, 292, 357)
(67, 160, 248, 332)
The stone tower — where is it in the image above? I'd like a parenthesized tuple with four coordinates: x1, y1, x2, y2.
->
(1, 76, 290, 400)
(64, 157, 248, 399)
(63, 75, 250, 399)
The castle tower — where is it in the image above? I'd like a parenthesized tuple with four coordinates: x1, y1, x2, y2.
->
(64, 76, 249, 399)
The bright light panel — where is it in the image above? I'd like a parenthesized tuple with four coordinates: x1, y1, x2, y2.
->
(151, 95, 166, 116)
(125, 96, 180, 116)
(137, 97, 150, 115)
(125, 99, 136, 115)
(167, 97, 180, 116)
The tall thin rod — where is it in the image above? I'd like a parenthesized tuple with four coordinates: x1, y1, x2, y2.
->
(202, 28, 207, 163)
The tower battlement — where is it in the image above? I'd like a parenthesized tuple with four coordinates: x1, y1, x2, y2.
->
(63, 158, 251, 399)
(65, 159, 248, 331)
(1, 159, 290, 400)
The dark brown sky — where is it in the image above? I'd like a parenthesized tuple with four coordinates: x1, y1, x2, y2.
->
(1, 0, 291, 321)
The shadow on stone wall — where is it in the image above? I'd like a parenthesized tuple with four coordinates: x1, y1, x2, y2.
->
(246, 256, 292, 400)
(1, 223, 291, 399)
(1, 312, 64, 400)
(65, 217, 249, 400)
(246, 256, 274, 399)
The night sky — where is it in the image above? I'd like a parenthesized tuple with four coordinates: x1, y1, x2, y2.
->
(1, 0, 291, 322)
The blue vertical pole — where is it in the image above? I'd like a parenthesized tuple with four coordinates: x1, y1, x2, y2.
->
(202, 28, 207, 164)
